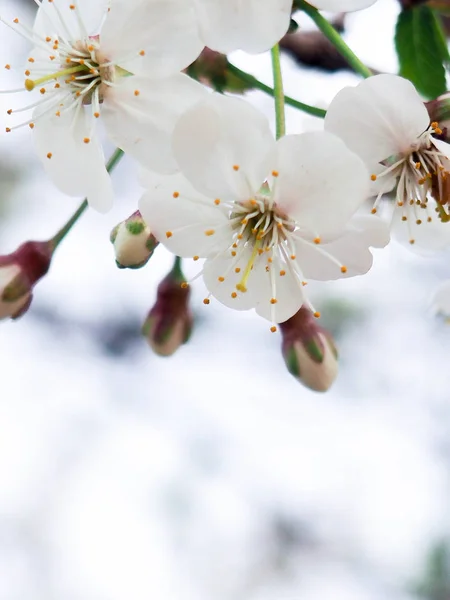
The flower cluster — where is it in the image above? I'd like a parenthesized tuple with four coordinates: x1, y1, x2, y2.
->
(1, 0, 449, 390)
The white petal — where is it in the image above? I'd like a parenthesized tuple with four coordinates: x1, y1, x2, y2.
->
(194, 0, 291, 54)
(33, 106, 113, 212)
(101, 0, 203, 78)
(391, 202, 450, 253)
(139, 172, 231, 257)
(325, 75, 430, 164)
(102, 74, 207, 174)
(310, 0, 376, 10)
(173, 93, 276, 202)
(432, 138, 450, 160)
(432, 280, 450, 316)
(273, 132, 370, 239)
(202, 247, 259, 311)
(293, 215, 389, 281)
(252, 259, 305, 323)
(33, 0, 109, 38)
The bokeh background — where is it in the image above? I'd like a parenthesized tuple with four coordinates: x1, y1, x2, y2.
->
(1, 0, 450, 598)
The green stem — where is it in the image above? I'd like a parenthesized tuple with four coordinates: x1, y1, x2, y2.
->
(296, 0, 372, 79)
(270, 44, 286, 139)
(227, 63, 326, 119)
(51, 148, 124, 250)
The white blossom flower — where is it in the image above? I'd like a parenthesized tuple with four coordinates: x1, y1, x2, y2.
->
(140, 95, 388, 326)
(193, 0, 292, 54)
(1, 0, 206, 212)
(432, 280, 450, 320)
(325, 74, 450, 251)
(308, 0, 376, 11)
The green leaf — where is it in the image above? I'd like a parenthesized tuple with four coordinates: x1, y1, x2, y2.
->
(395, 5, 449, 99)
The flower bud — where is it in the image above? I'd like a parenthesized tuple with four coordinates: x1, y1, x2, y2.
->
(142, 262, 192, 357)
(186, 47, 253, 94)
(110, 211, 158, 269)
(0, 241, 52, 320)
(279, 307, 338, 392)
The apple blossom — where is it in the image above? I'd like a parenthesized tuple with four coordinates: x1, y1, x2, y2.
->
(1, 0, 205, 212)
(140, 94, 388, 327)
(193, 0, 292, 54)
(325, 74, 450, 251)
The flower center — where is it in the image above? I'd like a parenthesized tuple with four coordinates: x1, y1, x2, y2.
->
(371, 122, 450, 228)
(229, 186, 296, 292)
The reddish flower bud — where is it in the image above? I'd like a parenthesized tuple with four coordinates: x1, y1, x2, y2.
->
(280, 307, 338, 392)
(142, 261, 192, 357)
(0, 241, 52, 320)
(110, 211, 158, 269)
(186, 47, 253, 94)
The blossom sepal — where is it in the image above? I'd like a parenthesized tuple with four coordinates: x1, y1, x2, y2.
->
(142, 261, 193, 357)
(110, 211, 159, 270)
(280, 307, 338, 392)
(0, 241, 53, 320)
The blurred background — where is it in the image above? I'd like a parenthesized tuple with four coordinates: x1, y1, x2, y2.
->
(1, 0, 450, 598)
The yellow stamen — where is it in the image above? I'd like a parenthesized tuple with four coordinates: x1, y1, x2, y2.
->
(25, 64, 86, 91)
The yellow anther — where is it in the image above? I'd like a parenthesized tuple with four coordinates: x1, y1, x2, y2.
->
(409, 239, 415, 244)
(218, 276, 225, 282)
(172, 191, 179, 198)
(314, 311, 321, 318)
(139, 50, 145, 56)
(370, 174, 377, 181)
(314, 237, 321, 244)
(231, 292, 237, 298)
(47, 152, 52, 159)
(415, 162, 421, 169)
(29, 123, 34, 129)
(270, 326, 277, 333)
(83, 137, 90, 144)
(279, 270, 286, 276)
(416, 219, 422, 225)
(134, 90, 140, 96)
(401, 216, 407, 221)
(214, 199, 220, 205)
(165, 231, 173, 238)
(205, 229, 215, 236)
(193, 256, 199, 261)
(272, 170, 279, 177)
(431, 121, 439, 130)
(181, 282, 189, 288)
(270, 298, 277, 304)
(233, 165, 240, 171)
(203, 298, 210, 305)
(235, 267, 241, 273)
(371, 208, 377, 214)
(340, 266, 347, 273)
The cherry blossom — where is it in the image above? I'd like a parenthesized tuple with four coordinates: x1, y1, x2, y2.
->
(140, 94, 388, 326)
(193, 0, 292, 54)
(1, 0, 205, 211)
(325, 74, 450, 251)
